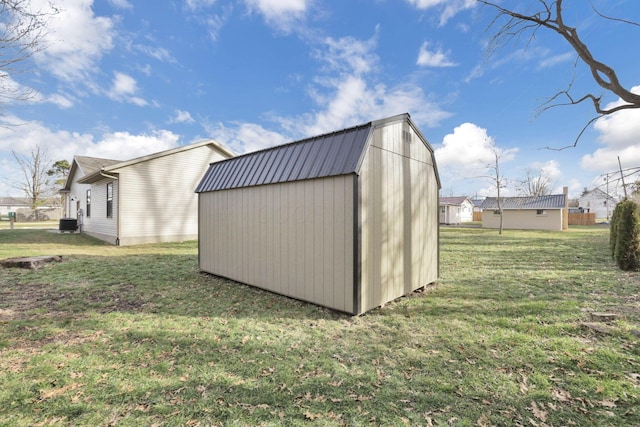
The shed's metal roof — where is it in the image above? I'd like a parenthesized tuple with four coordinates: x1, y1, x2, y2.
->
(196, 123, 372, 193)
(480, 194, 567, 210)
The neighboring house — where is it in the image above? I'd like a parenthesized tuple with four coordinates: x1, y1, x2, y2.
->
(61, 140, 233, 246)
(0, 197, 62, 221)
(196, 113, 441, 315)
(577, 188, 617, 221)
(439, 196, 474, 224)
(0, 197, 30, 217)
(480, 189, 569, 231)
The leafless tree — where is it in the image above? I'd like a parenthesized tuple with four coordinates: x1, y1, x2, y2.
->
(478, 0, 640, 148)
(516, 168, 553, 197)
(12, 145, 53, 219)
(487, 146, 507, 234)
(0, 0, 58, 108)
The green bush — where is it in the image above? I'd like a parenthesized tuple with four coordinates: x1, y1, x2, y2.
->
(612, 199, 640, 271)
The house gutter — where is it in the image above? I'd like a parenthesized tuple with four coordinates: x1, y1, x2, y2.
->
(99, 170, 119, 180)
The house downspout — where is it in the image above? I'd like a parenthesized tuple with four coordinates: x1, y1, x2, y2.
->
(100, 170, 120, 245)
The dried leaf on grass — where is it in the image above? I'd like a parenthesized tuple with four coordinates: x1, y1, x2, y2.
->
(531, 401, 547, 422)
(477, 413, 492, 426)
(39, 382, 83, 401)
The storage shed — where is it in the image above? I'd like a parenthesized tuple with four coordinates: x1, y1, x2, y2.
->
(196, 113, 440, 315)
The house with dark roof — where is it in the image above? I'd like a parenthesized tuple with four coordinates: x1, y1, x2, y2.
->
(439, 196, 474, 224)
(61, 140, 233, 245)
(480, 188, 569, 231)
(196, 113, 441, 315)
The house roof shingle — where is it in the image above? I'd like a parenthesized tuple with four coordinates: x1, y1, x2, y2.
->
(480, 194, 567, 210)
(73, 140, 233, 185)
(439, 196, 470, 206)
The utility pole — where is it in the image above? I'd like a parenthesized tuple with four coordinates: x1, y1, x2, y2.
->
(618, 157, 628, 200)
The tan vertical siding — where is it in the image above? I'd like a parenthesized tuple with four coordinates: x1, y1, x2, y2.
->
(199, 175, 355, 313)
(359, 122, 439, 313)
(481, 209, 564, 230)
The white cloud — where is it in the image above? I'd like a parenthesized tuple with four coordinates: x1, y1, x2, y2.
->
(537, 52, 574, 69)
(170, 109, 196, 124)
(47, 93, 74, 108)
(244, 0, 310, 33)
(0, 115, 181, 162)
(416, 41, 457, 67)
(200, 31, 451, 154)
(434, 123, 518, 192)
(32, 0, 116, 82)
(0, 114, 182, 196)
(405, 0, 475, 26)
(465, 46, 554, 83)
(90, 130, 180, 159)
(108, 0, 132, 9)
(182, 1, 232, 43)
(0, 71, 36, 104)
(535, 159, 562, 182)
(581, 85, 640, 172)
(132, 45, 175, 63)
(319, 34, 379, 75)
(303, 34, 450, 135)
(205, 121, 288, 154)
(185, 0, 218, 10)
(107, 72, 148, 106)
(206, 13, 228, 42)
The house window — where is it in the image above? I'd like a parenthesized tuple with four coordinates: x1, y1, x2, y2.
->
(440, 206, 445, 213)
(106, 182, 113, 218)
(536, 209, 546, 216)
(493, 210, 501, 215)
(86, 189, 91, 218)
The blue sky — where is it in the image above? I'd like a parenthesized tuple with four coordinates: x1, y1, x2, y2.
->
(1, 0, 638, 200)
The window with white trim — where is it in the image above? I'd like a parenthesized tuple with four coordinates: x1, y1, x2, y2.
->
(106, 182, 113, 218)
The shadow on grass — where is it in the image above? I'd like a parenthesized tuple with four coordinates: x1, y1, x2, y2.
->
(0, 252, 347, 324)
(0, 228, 110, 249)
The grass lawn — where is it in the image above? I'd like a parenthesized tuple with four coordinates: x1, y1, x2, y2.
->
(0, 226, 638, 426)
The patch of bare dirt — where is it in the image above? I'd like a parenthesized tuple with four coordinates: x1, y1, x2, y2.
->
(0, 282, 147, 321)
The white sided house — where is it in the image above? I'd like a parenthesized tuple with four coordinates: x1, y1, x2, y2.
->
(62, 140, 233, 246)
(577, 188, 617, 221)
(480, 191, 569, 231)
(439, 196, 474, 224)
(196, 114, 441, 315)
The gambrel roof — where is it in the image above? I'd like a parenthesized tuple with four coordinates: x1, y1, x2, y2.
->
(196, 113, 440, 193)
(480, 194, 567, 210)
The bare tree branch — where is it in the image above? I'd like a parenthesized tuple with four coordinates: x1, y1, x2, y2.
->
(516, 168, 553, 196)
(478, 0, 640, 146)
(0, 0, 58, 109)
(590, 1, 640, 28)
(11, 145, 53, 215)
